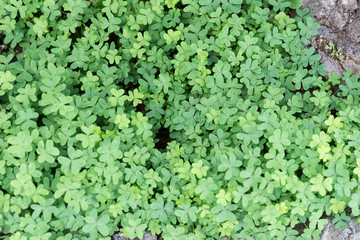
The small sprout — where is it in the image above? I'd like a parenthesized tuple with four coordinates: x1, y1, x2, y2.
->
(324, 43, 344, 61)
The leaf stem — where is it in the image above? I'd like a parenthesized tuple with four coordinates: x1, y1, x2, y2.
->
(344, 163, 356, 168)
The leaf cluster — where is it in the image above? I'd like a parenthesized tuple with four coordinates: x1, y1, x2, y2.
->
(1, 0, 360, 239)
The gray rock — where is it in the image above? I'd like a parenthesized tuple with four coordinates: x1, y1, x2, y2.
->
(349, 219, 360, 233)
(302, 0, 360, 76)
(341, 60, 360, 75)
(112, 233, 130, 240)
(112, 231, 157, 240)
(350, 233, 360, 240)
(320, 218, 360, 240)
(333, 11, 349, 29)
(346, 20, 360, 43)
(143, 231, 157, 240)
(302, 0, 355, 30)
(336, 38, 360, 64)
(322, 56, 345, 76)
(341, 0, 358, 11)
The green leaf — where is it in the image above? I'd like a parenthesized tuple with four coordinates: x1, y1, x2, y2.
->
(175, 203, 197, 223)
(150, 197, 174, 223)
(36, 140, 60, 163)
(82, 209, 110, 238)
(218, 153, 242, 180)
(349, 192, 360, 216)
(163, 225, 186, 240)
(0, 71, 16, 95)
(268, 129, 291, 152)
(7, 131, 33, 158)
(310, 174, 333, 196)
(58, 147, 85, 174)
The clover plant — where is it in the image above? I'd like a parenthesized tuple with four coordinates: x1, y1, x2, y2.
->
(1, 0, 360, 239)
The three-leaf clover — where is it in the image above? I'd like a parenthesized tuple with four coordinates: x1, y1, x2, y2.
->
(310, 174, 333, 196)
(76, 125, 101, 148)
(218, 153, 242, 180)
(0, 71, 15, 95)
(36, 140, 60, 163)
(82, 210, 110, 238)
(163, 225, 186, 240)
(175, 203, 197, 223)
(268, 129, 291, 152)
(58, 147, 85, 174)
(150, 197, 174, 223)
(191, 160, 209, 179)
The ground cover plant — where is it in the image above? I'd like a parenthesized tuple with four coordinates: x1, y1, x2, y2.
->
(1, 0, 360, 239)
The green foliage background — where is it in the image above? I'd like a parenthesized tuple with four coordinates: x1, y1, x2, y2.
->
(1, 0, 360, 239)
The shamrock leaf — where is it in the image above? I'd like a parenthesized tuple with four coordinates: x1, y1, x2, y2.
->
(164, 29, 181, 45)
(332, 213, 350, 229)
(195, 177, 218, 200)
(150, 197, 174, 223)
(31, 199, 56, 222)
(82, 210, 110, 238)
(76, 125, 101, 148)
(310, 174, 333, 196)
(7, 131, 33, 158)
(127, 89, 144, 107)
(0, 71, 16, 95)
(309, 131, 331, 149)
(36, 140, 60, 163)
(218, 153, 242, 180)
(324, 115, 343, 133)
(216, 189, 231, 206)
(329, 198, 346, 214)
(191, 160, 209, 179)
(175, 203, 197, 223)
(15, 108, 39, 130)
(58, 147, 85, 174)
(15, 84, 38, 106)
(163, 225, 186, 240)
(268, 129, 291, 152)
(114, 114, 130, 129)
(349, 192, 360, 216)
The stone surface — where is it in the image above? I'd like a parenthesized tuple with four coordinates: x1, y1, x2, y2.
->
(302, 0, 360, 76)
(321, 218, 360, 240)
(341, 0, 358, 11)
(341, 59, 360, 75)
(112, 231, 157, 240)
(346, 19, 360, 43)
(322, 55, 345, 76)
(113, 232, 130, 240)
(143, 231, 157, 240)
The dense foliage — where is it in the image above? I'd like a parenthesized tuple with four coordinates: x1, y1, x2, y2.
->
(1, 0, 360, 239)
